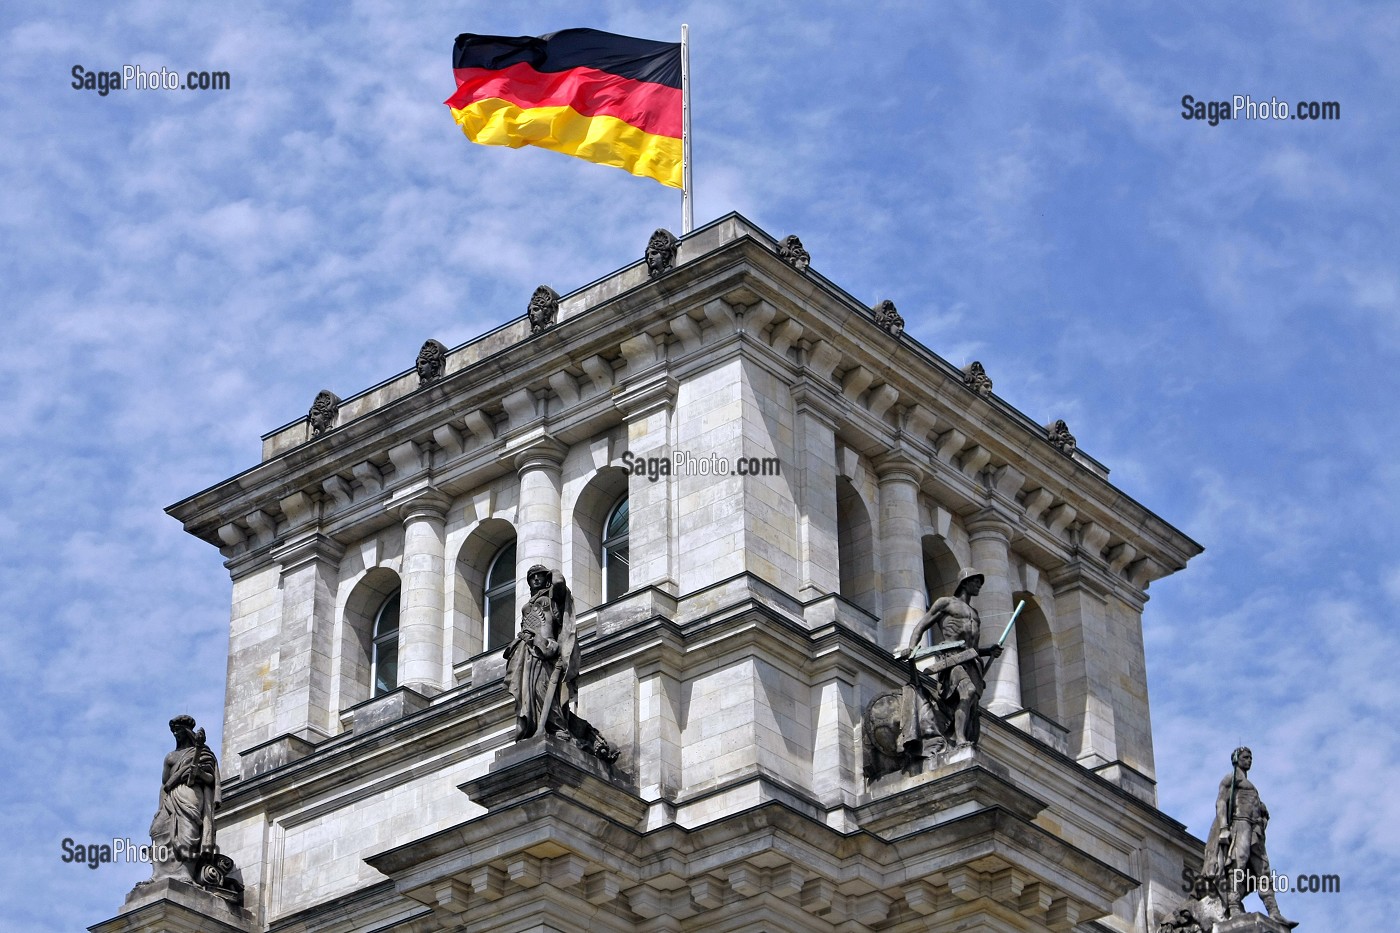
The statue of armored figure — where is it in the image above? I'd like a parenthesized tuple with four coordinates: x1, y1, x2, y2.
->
(504, 566, 619, 763)
(138, 715, 243, 904)
(863, 568, 1004, 779)
(895, 568, 1003, 750)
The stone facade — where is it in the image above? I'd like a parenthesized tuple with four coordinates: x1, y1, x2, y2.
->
(97, 214, 1204, 933)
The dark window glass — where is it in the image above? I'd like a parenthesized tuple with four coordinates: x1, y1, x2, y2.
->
(371, 591, 400, 696)
(603, 496, 629, 602)
(484, 542, 517, 651)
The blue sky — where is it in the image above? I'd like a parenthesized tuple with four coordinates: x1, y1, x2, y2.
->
(2, 2, 1396, 929)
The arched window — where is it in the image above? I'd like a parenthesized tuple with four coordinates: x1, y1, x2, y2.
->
(602, 495, 629, 602)
(371, 590, 400, 696)
(484, 541, 517, 651)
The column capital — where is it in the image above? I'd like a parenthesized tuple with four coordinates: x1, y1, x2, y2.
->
(511, 436, 569, 474)
(965, 505, 1018, 542)
(872, 450, 924, 485)
(392, 487, 452, 524)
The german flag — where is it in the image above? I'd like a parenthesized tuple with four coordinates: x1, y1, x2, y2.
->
(446, 29, 683, 188)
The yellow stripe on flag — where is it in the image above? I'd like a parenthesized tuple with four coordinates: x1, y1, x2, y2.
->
(450, 98, 683, 188)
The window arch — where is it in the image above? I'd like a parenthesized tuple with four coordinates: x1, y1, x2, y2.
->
(602, 495, 629, 602)
(370, 589, 401, 696)
(565, 464, 629, 611)
(484, 541, 517, 651)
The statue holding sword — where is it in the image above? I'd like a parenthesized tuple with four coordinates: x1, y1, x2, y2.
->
(503, 565, 620, 763)
(892, 567, 1018, 753)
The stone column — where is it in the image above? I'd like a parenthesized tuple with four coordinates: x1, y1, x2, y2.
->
(875, 453, 924, 649)
(967, 510, 1020, 716)
(272, 533, 345, 740)
(514, 438, 568, 600)
(397, 490, 451, 694)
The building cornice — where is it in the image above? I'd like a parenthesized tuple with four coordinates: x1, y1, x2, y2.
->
(168, 214, 1200, 592)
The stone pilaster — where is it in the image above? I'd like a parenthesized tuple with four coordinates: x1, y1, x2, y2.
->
(396, 489, 450, 694)
(874, 453, 924, 649)
(812, 672, 859, 811)
(271, 533, 345, 741)
(513, 437, 569, 595)
(1051, 561, 1119, 767)
(967, 510, 1021, 716)
(792, 381, 841, 601)
(618, 374, 679, 594)
(636, 670, 681, 805)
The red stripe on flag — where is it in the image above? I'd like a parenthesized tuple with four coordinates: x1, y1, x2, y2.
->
(446, 62, 681, 139)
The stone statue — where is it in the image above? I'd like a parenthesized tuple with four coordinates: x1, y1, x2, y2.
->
(140, 715, 242, 903)
(505, 566, 579, 740)
(1046, 419, 1076, 455)
(962, 361, 994, 396)
(776, 234, 810, 272)
(645, 228, 679, 277)
(415, 338, 447, 385)
(897, 568, 1003, 750)
(1202, 747, 1297, 927)
(864, 568, 1004, 779)
(872, 299, 904, 336)
(307, 390, 340, 437)
(504, 567, 620, 762)
(527, 285, 560, 335)
(1156, 880, 1227, 933)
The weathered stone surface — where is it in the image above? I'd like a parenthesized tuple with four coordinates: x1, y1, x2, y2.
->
(94, 877, 255, 933)
(238, 733, 316, 777)
(345, 685, 430, 733)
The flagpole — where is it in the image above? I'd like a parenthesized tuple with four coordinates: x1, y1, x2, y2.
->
(680, 23, 693, 234)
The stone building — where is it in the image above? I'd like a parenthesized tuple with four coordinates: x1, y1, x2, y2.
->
(95, 214, 1203, 932)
